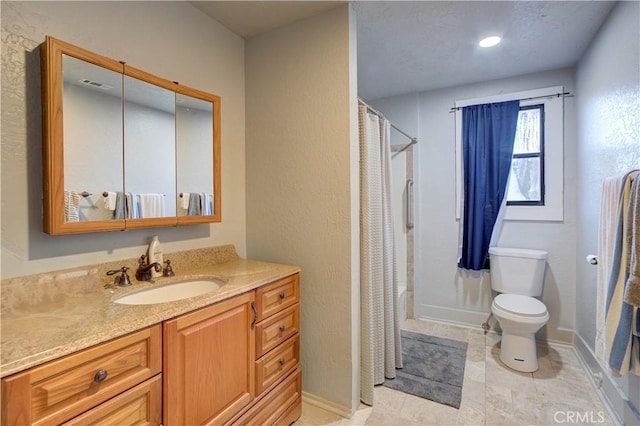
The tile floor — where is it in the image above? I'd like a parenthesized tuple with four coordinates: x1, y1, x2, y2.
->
(295, 319, 617, 426)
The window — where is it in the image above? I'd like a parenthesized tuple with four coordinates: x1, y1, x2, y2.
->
(455, 86, 564, 221)
(506, 105, 545, 206)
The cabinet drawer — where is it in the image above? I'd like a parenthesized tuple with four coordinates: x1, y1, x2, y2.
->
(255, 334, 299, 396)
(256, 304, 299, 358)
(1, 325, 162, 426)
(64, 374, 162, 426)
(234, 367, 301, 426)
(273, 395, 302, 426)
(255, 273, 299, 321)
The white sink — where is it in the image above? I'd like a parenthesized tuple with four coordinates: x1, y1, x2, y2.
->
(114, 279, 225, 305)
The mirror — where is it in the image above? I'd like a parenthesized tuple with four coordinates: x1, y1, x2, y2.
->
(41, 36, 222, 234)
(175, 86, 221, 225)
(176, 93, 214, 218)
(124, 73, 177, 220)
(42, 36, 127, 234)
(62, 54, 123, 223)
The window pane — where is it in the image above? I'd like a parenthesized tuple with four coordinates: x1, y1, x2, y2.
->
(513, 108, 540, 154)
(507, 157, 541, 202)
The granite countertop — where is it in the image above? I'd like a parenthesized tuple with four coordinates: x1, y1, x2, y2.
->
(0, 246, 300, 378)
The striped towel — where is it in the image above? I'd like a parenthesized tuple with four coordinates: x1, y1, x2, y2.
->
(624, 176, 640, 307)
(604, 170, 640, 376)
(64, 190, 80, 222)
(596, 175, 626, 364)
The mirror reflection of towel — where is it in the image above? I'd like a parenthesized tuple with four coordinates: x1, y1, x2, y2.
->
(181, 192, 190, 210)
(125, 193, 139, 219)
(64, 190, 80, 222)
(113, 192, 126, 219)
(104, 191, 117, 210)
(203, 193, 213, 215)
(188, 192, 202, 216)
(138, 194, 165, 218)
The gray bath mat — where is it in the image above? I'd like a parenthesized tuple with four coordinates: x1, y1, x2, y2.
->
(383, 330, 467, 409)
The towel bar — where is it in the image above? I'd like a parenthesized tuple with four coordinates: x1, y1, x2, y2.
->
(79, 191, 111, 198)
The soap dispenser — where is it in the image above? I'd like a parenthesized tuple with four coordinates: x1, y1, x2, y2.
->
(148, 236, 163, 278)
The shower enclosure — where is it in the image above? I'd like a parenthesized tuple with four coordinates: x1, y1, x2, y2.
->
(391, 140, 415, 320)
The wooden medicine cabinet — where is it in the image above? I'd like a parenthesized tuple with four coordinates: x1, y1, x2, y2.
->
(41, 36, 221, 235)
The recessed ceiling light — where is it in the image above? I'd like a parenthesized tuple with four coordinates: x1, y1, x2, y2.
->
(479, 36, 501, 48)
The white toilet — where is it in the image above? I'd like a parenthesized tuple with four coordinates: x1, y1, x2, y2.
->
(489, 247, 549, 372)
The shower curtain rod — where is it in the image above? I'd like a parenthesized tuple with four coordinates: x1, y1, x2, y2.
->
(358, 98, 419, 152)
(448, 91, 572, 113)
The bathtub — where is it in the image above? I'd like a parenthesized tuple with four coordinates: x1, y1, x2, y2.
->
(398, 285, 407, 321)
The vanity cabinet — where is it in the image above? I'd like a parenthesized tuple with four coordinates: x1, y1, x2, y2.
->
(41, 36, 221, 235)
(1, 325, 162, 425)
(1, 273, 302, 426)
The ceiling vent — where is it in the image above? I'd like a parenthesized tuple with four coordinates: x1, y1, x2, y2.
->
(78, 78, 113, 90)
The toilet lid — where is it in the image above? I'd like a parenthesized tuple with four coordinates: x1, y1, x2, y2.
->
(494, 294, 547, 317)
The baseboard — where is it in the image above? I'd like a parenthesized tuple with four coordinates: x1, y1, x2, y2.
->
(573, 334, 640, 426)
(417, 305, 574, 344)
(543, 327, 575, 345)
(417, 304, 490, 329)
(302, 391, 353, 418)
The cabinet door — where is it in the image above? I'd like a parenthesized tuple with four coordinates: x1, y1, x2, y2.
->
(175, 89, 221, 225)
(164, 292, 255, 426)
(41, 36, 126, 234)
(122, 65, 178, 229)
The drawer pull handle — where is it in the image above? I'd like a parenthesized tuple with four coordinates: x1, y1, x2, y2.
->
(279, 292, 285, 300)
(94, 369, 108, 383)
(279, 325, 286, 333)
(251, 301, 257, 330)
(279, 358, 285, 367)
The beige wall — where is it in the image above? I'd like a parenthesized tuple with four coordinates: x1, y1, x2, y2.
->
(1, 1, 246, 278)
(245, 5, 360, 414)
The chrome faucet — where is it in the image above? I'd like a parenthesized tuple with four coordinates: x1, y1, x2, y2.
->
(136, 255, 162, 281)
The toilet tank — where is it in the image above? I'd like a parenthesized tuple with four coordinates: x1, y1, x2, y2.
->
(488, 247, 548, 296)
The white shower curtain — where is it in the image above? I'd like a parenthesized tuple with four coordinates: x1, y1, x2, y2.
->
(359, 104, 403, 405)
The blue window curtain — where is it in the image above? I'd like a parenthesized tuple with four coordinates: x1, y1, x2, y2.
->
(458, 101, 520, 271)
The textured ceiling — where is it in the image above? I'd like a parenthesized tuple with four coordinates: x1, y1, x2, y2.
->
(356, 1, 615, 100)
(193, 1, 616, 101)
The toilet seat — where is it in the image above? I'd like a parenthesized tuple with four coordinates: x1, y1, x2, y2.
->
(493, 294, 547, 317)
